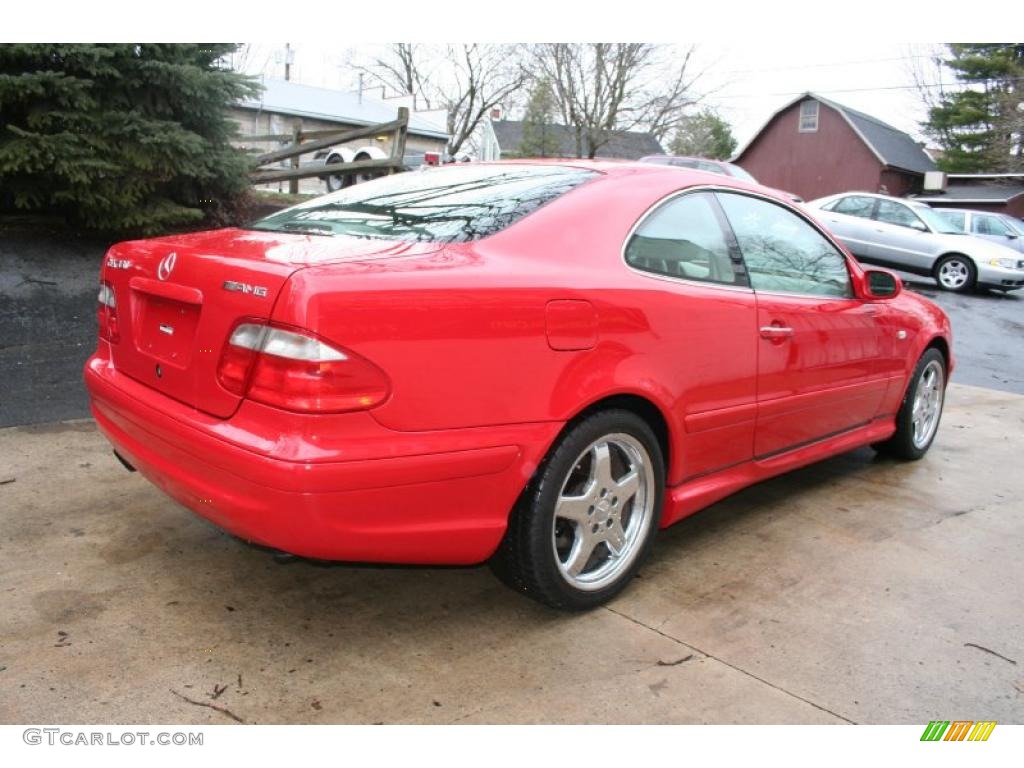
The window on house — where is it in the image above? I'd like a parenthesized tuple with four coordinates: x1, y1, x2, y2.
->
(799, 101, 819, 133)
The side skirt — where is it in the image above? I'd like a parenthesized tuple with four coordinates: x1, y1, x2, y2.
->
(659, 417, 896, 528)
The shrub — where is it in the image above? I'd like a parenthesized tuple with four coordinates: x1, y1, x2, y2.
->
(0, 44, 261, 234)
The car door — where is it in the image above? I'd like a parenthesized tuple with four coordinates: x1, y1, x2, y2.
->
(869, 199, 937, 271)
(715, 191, 890, 458)
(815, 195, 880, 260)
(623, 191, 759, 479)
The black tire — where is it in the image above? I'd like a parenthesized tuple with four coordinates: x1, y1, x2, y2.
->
(933, 254, 976, 293)
(324, 155, 351, 192)
(873, 348, 947, 460)
(353, 152, 384, 185)
(490, 409, 665, 611)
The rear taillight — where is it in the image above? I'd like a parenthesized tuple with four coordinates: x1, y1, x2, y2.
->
(217, 322, 390, 413)
(97, 281, 120, 343)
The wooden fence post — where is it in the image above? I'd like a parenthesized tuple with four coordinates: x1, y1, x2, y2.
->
(289, 123, 302, 194)
(391, 107, 409, 175)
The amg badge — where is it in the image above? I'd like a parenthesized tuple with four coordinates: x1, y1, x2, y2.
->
(223, 280, 268, 298)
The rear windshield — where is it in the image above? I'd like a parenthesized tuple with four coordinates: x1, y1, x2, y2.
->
(249, 164, 597, 243)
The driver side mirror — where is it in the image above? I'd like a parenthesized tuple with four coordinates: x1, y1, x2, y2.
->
(862, 269, 902, 299)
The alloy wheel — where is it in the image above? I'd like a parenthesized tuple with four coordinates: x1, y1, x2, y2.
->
(551, 433, 656, 591)
(937, 258, 970, 290)
(911, 359, 945, 449)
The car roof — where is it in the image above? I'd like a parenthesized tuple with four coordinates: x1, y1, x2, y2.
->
(443, 159, 792, 203)
(639, 154, 726, 165)
(934, 207, 1008, 216)
(467, 158, 745, 183)
(814, 191, 933, 208)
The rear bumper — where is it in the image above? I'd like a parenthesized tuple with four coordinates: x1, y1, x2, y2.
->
(84, 350, 560, 564)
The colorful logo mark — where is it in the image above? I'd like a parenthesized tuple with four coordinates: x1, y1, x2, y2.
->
(920, 721, 996, 741)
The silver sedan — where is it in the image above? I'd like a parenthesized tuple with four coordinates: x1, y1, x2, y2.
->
(933, 208, 1024, 254)
(806, 192, 1024, 292)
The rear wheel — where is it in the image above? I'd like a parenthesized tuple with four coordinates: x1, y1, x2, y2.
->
(353, 152, 384, 185)
(325, 155, 351, 192)
(933, 254, 976, 292)
(490, 410, 664, 610)
(873, 348, 947, 460)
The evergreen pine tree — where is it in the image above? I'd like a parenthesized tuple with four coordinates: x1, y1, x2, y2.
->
(517, 79, 562, 158)
(925, 44, 1024, 172)
(0, 44, 261, 233)
(669, 110, 737, 160)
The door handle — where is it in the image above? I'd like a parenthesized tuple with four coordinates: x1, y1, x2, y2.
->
(760, 325, 794, 340)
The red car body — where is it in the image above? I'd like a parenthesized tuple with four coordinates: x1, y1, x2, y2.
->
(84, 161, 953, 566)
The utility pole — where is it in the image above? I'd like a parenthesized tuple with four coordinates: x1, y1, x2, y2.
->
(284, 43, 292, 81)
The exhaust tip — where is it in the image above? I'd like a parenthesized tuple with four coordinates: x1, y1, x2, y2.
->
(113, 451, 136, 472)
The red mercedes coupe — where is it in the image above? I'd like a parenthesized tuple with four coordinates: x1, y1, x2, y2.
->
(84, 161, 953, 610)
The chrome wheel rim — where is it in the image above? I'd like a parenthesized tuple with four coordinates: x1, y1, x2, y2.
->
(938, 259, 970, 289)
(552, 433, 655, 592)
(912, 360, 945, 449)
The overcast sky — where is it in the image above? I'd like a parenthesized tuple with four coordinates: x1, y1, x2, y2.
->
(240, 41, 946, 150)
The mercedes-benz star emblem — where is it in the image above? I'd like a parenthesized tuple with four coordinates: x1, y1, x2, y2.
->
(157, 252, 177, 281)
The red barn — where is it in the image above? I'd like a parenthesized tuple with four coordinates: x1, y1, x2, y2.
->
(733, 92, 936, 201)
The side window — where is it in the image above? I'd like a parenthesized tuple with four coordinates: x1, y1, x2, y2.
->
(875, 199, 924, 229)
(938, 210, 966, 231)
(974, 215, 1012, 236)
(625, 192, 743, 286)
(832, 195, 876, 219)
(716, 192, 852, 298)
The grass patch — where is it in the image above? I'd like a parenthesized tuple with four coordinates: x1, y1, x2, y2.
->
(253, 190, 318, 206)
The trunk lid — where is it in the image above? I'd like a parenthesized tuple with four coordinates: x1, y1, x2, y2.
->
(103, 228, 440, 418)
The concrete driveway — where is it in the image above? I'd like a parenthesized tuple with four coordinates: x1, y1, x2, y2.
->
(1, 383, 1022, 725)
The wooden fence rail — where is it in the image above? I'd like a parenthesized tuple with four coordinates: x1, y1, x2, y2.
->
(245, 108, 409, 193)
(249, 157, 400, 185)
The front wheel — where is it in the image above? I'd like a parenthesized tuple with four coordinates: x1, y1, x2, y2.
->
(873, 348, 947, 460)
(934, 254, 976, 293)
(490, 410, 664, 610)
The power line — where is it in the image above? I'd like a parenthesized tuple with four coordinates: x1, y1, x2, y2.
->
(716, 53, 936, 77)
(714, 77, 1024, 100)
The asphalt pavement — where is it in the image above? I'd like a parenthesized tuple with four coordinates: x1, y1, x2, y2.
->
(1, 383, 1021, 723)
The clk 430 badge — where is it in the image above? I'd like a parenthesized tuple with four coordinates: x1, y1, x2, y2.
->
(223, 280, 268, 298)
(106, 257, 132, 269)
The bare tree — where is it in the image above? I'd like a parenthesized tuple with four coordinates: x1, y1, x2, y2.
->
(351, 44, 526, 158)
(350, 44, 435, 109)
(436, 44, 527, 158)
(532, 43, 702, 158)
(906, 43, 952, 114)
